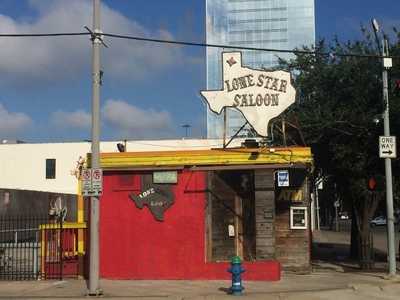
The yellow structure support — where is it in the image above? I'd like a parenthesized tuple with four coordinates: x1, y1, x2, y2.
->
(87, 147, 313, 169)
(77, 180, 85, 254)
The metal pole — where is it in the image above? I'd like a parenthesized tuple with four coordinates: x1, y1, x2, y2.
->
(88, 0, 102, 295)
(310, 192, 315, 231)
(315, 182, 320, 230)
(335, 205, 339, 232)
(223, 108, 227, 148)
(282, 117, 287, 147)
(381, 38, 397, 276)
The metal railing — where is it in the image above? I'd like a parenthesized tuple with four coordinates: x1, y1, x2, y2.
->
(0, 216, 87, 280)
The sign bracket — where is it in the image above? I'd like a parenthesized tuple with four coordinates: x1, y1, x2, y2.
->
(223, 121, 249, 149)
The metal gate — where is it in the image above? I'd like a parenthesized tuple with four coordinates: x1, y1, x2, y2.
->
(0, 216, 86, 280)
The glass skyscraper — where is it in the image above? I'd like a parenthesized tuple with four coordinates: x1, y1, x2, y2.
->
(206, 0, 315, 138)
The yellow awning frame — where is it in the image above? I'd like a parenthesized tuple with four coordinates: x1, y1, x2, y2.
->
(87, 147, 313, 170)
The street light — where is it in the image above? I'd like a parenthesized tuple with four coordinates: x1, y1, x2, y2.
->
(371, 18, 397, 277)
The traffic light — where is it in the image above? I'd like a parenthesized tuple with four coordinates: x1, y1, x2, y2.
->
(367, 177, 376, 191)
(367, 175, 385, 191)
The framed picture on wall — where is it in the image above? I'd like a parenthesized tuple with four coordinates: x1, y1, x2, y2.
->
(290, 206, 307, 229)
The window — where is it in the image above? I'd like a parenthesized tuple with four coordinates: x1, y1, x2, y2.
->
(290, 206, 307, 229)
(46, 159, 56, 179)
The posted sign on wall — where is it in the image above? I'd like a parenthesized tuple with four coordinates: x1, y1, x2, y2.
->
(277, 170, 290, 187)
(379, 136, 397, 158)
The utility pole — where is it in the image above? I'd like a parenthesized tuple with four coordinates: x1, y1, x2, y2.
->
(372, 18, 397, 277)
(381, 38, 397, 277)
(88, 0, 102, 295)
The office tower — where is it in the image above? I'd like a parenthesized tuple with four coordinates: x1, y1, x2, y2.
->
(206, 0, 315, 138)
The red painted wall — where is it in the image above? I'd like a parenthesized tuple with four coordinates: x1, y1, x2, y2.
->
(100, 170, 280, 281)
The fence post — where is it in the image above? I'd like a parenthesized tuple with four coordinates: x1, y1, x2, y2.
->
(33, 245, 38, 279)
(59, 216, 63, 281)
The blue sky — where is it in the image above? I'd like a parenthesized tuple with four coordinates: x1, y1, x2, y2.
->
(0, 0, 398, 142)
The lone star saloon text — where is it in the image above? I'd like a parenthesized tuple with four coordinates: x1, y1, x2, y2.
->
(225, 74, 288, 108)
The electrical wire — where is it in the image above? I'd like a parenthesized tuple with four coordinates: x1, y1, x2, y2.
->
(102, 32, 396, 59)
(0, 31, 396, 59)
(0, 32, 90, 37)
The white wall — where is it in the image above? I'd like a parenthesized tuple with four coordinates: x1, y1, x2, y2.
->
(0, 139, 242, 194)
(0, 142, 90, 194)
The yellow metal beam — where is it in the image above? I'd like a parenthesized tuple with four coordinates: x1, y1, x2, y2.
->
(39, 222, 87, 230)
(87, 147, 312, 169)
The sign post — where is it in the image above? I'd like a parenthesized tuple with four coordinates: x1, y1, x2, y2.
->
(89, 0, 102, 292)
(380, 37, 397, 276)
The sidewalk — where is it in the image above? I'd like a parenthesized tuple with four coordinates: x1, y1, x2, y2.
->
(0, 270, 399, 299)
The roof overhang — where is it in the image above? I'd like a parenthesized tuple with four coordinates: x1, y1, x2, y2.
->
(88, 147, 313, 171)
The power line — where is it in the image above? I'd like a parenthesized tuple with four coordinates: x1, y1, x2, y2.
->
(0, 32, 90, 37)
(102, 32, 397, 59)
(0, 30, 397, 59)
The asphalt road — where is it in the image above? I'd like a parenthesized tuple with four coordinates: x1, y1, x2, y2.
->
(371, 224, 400, 256)
(313, 223, 400, 268)
(334, 219, 400, 255)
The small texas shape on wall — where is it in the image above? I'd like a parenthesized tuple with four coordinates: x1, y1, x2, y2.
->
(129, 186, 174, 222)
(200, 52, 296, 137)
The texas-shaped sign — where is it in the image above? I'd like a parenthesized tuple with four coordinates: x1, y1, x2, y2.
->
(200, 52, 296, 137)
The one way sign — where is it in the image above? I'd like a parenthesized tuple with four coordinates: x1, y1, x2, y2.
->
(379, 136, 397, 158)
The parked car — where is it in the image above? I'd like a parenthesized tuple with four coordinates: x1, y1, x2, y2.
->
(370, 216, 387, 226)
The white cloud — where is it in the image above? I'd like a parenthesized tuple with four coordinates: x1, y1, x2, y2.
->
(102, 99, 174, 138)
(0, 0, 186, 86)
(0, 103, 32, 137)
(50, 109, 91, 129)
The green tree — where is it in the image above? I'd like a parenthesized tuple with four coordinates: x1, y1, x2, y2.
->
(280, 29, 400, 268)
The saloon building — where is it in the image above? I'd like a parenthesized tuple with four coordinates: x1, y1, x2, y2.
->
(0, 139, 313, 280)
(96, 146, 313, 281)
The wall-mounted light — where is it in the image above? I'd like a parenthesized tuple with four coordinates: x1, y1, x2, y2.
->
(117, 143, 125, 152)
